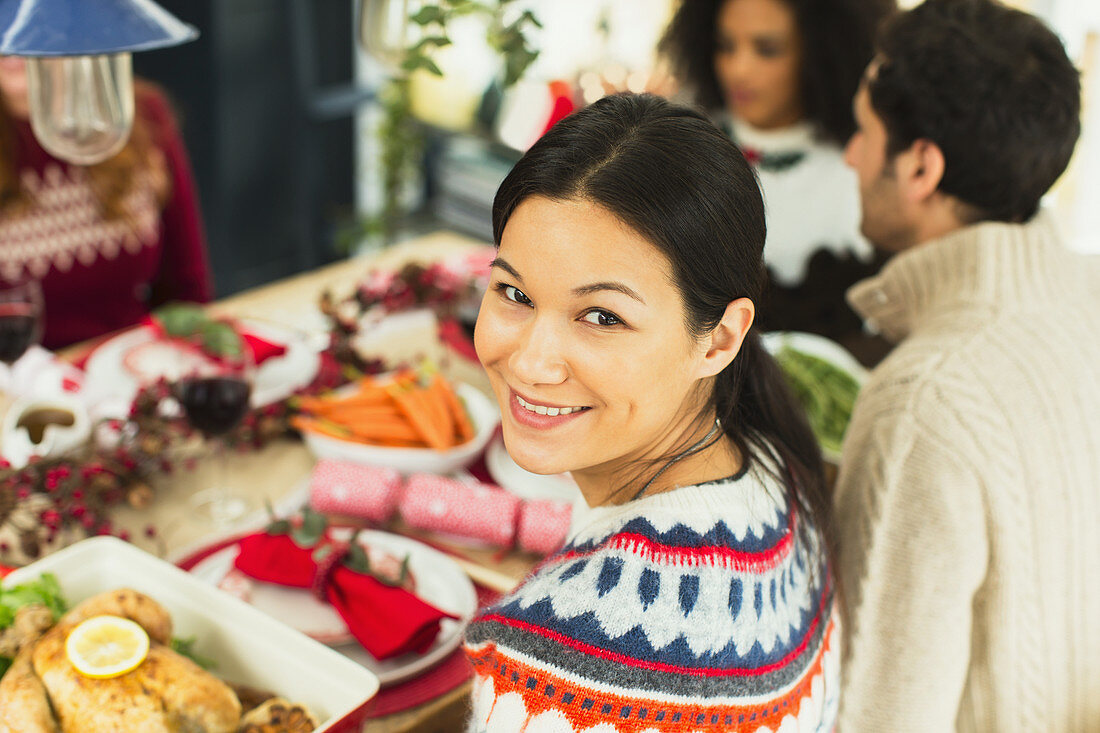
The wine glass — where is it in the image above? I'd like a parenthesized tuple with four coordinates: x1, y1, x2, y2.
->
(177, 341, 255, 526)
(0, 278, 43, 366)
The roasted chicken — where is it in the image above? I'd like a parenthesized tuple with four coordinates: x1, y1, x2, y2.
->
(0, 588, 241, 733)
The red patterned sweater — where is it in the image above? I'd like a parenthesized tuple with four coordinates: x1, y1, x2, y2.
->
(0, 86, 213, 349)
(464, 459, 839, 732)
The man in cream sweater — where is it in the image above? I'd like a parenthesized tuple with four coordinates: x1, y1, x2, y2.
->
(835, 0, 1100, 730)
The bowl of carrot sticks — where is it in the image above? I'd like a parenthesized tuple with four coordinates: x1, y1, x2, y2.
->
(290, 370, 500, 474)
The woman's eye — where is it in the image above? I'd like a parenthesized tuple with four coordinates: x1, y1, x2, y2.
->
(581, 310, 622, 327)
(502, 285, 532, 306)
(755, 41, 784, 58)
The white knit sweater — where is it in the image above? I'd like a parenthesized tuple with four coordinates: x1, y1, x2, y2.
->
(728, 118, 872, 286)
(834, 211, 1100, 731)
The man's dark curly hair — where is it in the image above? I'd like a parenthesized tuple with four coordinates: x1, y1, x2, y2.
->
(870, 0, 1080, 223)
(659, 0, 895, 146)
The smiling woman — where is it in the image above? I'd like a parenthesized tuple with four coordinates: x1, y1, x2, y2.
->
(463, 93, 839, 733)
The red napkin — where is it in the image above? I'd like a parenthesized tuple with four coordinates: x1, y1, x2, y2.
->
(240, 332, 287, 365)
(232, 533, 456, 660)
(142, 316, 287, 366)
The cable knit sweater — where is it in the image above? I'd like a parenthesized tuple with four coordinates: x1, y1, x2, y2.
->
(464, 459, 840, 732)
(834, 211, 1100, 731)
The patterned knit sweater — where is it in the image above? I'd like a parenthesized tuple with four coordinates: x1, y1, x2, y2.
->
(835, 211, 1100, 731)
(464, 459, 839, 732)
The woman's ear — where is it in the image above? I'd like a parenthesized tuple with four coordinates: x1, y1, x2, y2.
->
(697, 297, 755, 378)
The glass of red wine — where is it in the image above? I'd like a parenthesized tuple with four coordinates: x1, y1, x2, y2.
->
(0, 278, 43, 366)
(177, 339, 255, 526)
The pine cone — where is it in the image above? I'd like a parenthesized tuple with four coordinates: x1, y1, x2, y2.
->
(139, 434, 165, 455)
(127, 483, 154, 509)
(238, 698, 317, 732)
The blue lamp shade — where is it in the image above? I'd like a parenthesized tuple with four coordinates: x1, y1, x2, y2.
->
(0, 0, 198, 56)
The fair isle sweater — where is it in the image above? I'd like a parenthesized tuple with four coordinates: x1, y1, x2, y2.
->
(835, 211, 1100, 731)
(464, 460, 839, 733)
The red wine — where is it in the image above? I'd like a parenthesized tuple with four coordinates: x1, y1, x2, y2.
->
(179, 377, 252, 436)
(0, 303, 38, 364)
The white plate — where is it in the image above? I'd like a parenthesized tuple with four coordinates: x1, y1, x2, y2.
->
(82, 320, 322, 410)
(485, 434, 580, 503)
(189, 530, 477, 686)
(3, 537, 379, 732)
(300, 382, 501, 474)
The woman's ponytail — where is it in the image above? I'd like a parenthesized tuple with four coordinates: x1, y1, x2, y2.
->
(716, 331, 830, 555)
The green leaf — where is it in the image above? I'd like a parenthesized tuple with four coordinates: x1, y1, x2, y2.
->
(412, 35, 452, 51)
(199, 321, 243, 358)
(410, 6, 445, 25)
(343, 541, 372, 575)
(400, 54, 444, 77)
(266, 519, 291, 535)
(154, 303, 207, 338)
(171, 636, 217, 670)
(519, 9, 542, 28)
(0, 572, 67, 623)
(290, 507, 328, 548)
(0, 655, 10, 679)
(264, 500, 291, 535)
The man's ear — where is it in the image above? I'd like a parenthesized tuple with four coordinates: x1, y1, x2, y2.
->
(896, 138, 946, 204)
(698, 297, 755, 379)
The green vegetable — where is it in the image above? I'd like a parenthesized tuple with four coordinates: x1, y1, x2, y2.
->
(170, 636, 217, 670)
(0, 573, 67, 624)
(0, 572, 69, 679)
(775, 346, 861, 456)
(154, 302, 208, 338)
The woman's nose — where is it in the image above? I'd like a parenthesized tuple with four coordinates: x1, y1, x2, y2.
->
(508, 317, 568, 386)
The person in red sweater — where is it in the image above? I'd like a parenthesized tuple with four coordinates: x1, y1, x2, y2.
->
(0, 55, 212, 349)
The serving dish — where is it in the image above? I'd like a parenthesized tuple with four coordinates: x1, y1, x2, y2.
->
(2, 536, 380, 732)
(299, 381, 500, 474)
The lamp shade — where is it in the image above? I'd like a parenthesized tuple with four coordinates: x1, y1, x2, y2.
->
(0, 0, 197, 56)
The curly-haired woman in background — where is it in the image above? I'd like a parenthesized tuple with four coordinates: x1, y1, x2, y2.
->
(0, 56, 212, 349)
(661, 0, 894, 352)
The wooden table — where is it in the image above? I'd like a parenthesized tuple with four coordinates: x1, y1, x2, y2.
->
(105, 231, 538, 731)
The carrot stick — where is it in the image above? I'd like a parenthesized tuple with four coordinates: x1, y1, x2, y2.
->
(432, 375, 475, 443)
(290, 416, 354, 440)
(312, 404, 404, 422)
(387, 383, 451, 450)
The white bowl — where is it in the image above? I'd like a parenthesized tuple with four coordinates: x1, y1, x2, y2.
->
(300, 382, 500, 474)
(2, 537, 380, 732)
(761, 331, 867, 462)
(1, 393, 92, 469)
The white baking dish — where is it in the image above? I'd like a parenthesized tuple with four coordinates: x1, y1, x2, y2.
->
(2, 536, 380, 732)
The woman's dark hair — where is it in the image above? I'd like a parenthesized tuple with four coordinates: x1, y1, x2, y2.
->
(492, 93, 829, 561)
(869, 0, 1080, 223)
(660, 0, 895, 145)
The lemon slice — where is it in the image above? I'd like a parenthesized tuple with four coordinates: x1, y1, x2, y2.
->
(65, 615, 150, 679)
